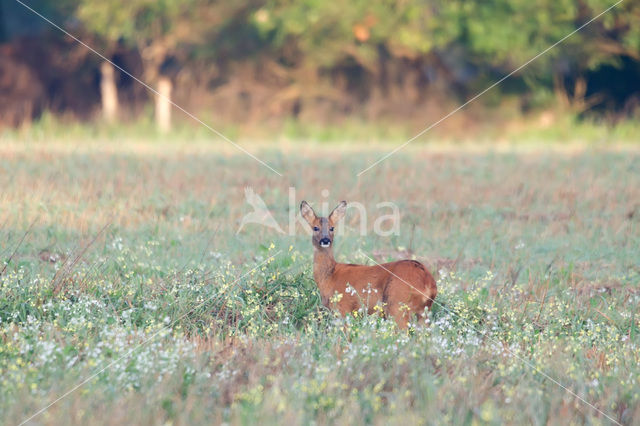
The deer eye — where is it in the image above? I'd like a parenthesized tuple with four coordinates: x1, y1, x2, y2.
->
(329, 227, 334, 232)
(313, 226, 319, 231)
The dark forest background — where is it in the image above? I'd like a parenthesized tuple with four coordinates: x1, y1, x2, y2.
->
(1, 0, 639, 137)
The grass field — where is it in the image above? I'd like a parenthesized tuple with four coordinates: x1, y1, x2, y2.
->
(1, 141, 639, 425)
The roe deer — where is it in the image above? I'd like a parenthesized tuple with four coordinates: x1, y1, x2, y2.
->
(300, 200, 437, 328)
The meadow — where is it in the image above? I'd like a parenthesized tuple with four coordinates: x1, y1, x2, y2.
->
(0, 140, 639, 425)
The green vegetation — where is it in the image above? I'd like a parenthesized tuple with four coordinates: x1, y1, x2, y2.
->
(71, 0, 640, 90)
(3, 109, 640, 144)
(1, 141, 638, 424)
(3, 0, 639, 128)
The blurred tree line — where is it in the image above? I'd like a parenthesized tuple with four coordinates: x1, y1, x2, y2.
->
(1, 0, 639, 131)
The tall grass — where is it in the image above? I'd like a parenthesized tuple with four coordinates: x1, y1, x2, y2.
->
(0, 141, 638, 424)
(2, 111, 640, 145)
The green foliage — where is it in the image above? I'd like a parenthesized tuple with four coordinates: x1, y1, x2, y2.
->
(250, 0, 639, 78)
(253, 0, 444, 67)
(75, 0, 190, 47)
(49, 0, 639, 77)
(17, 0, 640, 112)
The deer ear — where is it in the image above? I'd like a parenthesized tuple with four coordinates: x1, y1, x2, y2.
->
(300, 201, 317, 225)
(329, 201, 347, 224)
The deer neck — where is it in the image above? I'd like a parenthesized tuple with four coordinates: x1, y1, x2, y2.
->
(313, 247, 337, 289)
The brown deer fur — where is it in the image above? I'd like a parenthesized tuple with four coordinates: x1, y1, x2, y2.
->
(301, 200, 437, 329)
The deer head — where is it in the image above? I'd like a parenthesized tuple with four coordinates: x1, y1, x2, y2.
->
(300, 200, 347, 249)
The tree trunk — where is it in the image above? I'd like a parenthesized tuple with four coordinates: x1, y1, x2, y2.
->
(155, 76, 172, 133)
(100, 61, 119, 123)
(552, 72, 570, 110)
